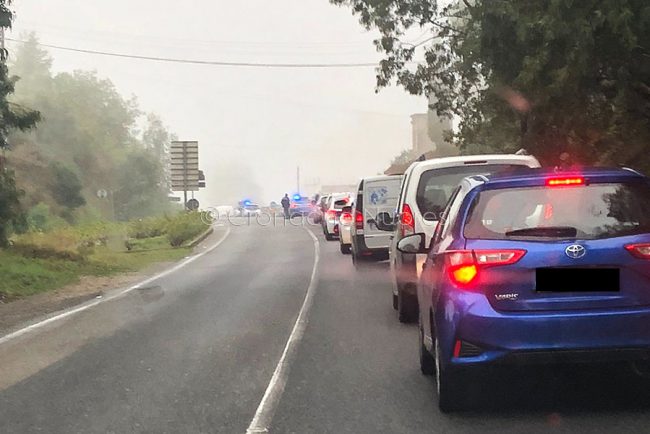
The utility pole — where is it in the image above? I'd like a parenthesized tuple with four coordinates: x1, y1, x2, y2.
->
(296, 166, 300, 194)
(0, 26, 5, 59)
(0, 26, 7, 170)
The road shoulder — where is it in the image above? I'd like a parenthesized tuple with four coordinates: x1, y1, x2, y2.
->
(0, 225, 227, 338)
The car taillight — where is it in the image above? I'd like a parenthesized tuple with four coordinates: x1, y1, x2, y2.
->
(546, 176, 585, 187)
(445, 249, 526, 288)
(355, 210, 364, 229)
(326, 210, 337, 220)
(625, 243, 650, 259)
(400, 204, 415, 236)
(340, 212, 353, 225)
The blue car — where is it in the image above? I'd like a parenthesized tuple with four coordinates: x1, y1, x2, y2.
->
(398, 167, 650, 411)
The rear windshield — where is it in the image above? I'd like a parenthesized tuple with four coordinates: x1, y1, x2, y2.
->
(417, 164, 524, 220)
(330, 196, 351, 210)
(464, 181, 650, 240)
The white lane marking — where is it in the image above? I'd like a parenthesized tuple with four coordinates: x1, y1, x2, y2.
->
(246, 227, 320, 434)
(0, 226, 232, 346)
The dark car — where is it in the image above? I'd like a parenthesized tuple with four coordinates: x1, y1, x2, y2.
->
(290, 196, 314, 218)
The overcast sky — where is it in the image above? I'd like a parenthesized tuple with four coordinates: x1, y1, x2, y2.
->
(9, 0, 425, 205)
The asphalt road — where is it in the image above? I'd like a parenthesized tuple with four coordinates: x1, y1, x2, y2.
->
(2, 221, 650, 433)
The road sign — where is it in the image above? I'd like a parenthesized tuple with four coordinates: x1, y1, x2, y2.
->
(186, 198, 200, 211)
(170, 141, 200, 192)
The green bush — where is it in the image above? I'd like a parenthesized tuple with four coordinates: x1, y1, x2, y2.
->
(12, 229, 86, 261)
(27, 202, 67, 232)
(128, 216, 169, 239)
(166, 212, 207, 247)
(11, 221, 125, 261)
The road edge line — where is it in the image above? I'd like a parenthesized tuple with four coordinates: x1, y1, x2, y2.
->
(246, 226, 320, 434)
(0, 226, 231, 346)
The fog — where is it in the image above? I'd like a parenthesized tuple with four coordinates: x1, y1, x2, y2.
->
(9, 0, 424, 206)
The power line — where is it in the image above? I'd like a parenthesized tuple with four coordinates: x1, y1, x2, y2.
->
(6, 37, 382, 68)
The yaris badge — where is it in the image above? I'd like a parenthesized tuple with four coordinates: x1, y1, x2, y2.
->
(565, 244, 586, 259)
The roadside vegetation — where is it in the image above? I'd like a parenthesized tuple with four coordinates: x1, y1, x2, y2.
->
(0, 212, 209, 301)
(333, 0, 650, 171)
(0, 4, 211, 303)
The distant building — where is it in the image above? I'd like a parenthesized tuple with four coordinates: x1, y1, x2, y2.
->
(411, 113, 432, 155)
(385, 106, 455, 175)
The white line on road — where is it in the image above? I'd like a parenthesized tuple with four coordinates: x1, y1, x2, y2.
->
(246, 227, 320, 434)
(0, 226, 232, 346)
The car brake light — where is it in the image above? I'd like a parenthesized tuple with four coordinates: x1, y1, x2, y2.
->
(355, 210, 364, 229)
(400, 204, 415, 236)
(340, 212, 353, 225)
(625, 244, 650, 259)
(445, 249, 526, 288)
(453, 340, 462, 358)
(326, 209, 337, 219)
(546, 177, 585, 187)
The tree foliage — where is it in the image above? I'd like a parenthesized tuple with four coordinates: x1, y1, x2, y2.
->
(0, 2, 40, 245)
(48, 162, 86, 210)
(8, 33, 177, 222)
(114, 149, 170, 221)
(331, 0, 650, 170)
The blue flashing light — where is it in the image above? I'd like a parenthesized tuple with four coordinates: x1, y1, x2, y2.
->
(292, 194, 302, 201)
(243, 199, 252, 206)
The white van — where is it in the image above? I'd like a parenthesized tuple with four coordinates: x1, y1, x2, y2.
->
(350, 175, 403, 267)
(388, 154, 541, 322)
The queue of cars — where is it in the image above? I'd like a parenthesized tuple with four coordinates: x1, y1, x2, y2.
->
(319, 153, 650, 412)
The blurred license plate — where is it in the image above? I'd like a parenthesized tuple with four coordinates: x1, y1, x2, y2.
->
(536, 268, 619, 292)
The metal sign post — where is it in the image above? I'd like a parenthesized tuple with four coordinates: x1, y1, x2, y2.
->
(170, 141, 200, 210)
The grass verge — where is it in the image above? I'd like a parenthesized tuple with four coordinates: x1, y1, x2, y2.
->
(0, 245, 191, 301)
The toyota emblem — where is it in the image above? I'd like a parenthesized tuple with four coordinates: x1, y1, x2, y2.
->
(565, 244, 586, 259)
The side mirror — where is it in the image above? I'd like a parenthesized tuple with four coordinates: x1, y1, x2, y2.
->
(375, 212, 396, 232)
(397, 233, 427, 254)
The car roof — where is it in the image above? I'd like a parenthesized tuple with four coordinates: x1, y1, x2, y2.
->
(405, 154, 540, 175)
(361, 174, 403, 183)
(468, 167, 646, 190)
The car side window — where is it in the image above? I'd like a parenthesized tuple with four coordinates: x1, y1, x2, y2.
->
(432, 186, 462, 248)
(440, 187, 464, 241)
(397, 170, 411, 211)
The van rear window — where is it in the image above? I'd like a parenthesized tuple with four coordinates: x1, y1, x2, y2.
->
(417, 165, 521, 220)
(464, 181, 650, 240)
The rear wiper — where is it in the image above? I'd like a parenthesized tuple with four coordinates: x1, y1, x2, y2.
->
(505, 226, 578, 238)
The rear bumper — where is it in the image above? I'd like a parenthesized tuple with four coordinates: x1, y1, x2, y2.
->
(340, 226, 352, 245)
(324, 219, 338, 233)
(352, 234, 388, 259)
(498, 347, 650, 364)
(436, 293, 650, 367)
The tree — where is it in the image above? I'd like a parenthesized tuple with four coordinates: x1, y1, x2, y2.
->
(10, 32, 52, 96)
(8, 31, 179, 223)
(331, 0, 650, 171)
(113, 149, 169, 221)
(48, 162, 86, 210)
(390, 148, 418, 166)
(143, 113, 170, 157)
(0, 1, 40, 245)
